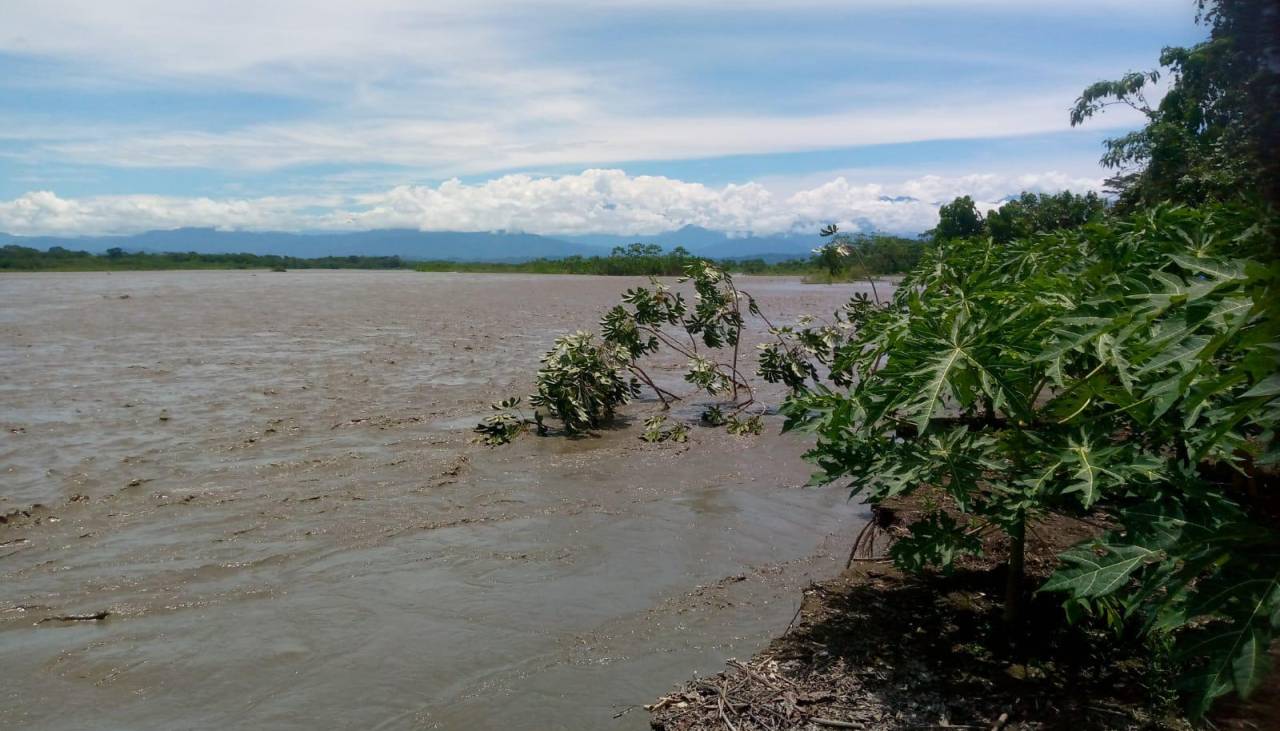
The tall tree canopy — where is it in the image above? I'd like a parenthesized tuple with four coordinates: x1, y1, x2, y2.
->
(933, 195, 985, 242)
(1071, 0, 1280, 209)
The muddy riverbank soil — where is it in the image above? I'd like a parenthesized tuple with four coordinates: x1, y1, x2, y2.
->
(649, 493, 1280, 730)
(1, 270, 875, 730)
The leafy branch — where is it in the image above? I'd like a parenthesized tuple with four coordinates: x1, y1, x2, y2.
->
(477, 260, 786, 444)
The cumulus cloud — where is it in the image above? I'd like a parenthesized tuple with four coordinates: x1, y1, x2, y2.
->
(0, 191, 339, 236)
(0, 169, 1101, 238)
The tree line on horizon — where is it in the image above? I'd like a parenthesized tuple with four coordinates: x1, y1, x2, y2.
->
(0, 245, 409, 272)
(1, 234, 928, 278)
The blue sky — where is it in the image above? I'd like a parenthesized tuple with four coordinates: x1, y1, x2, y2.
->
(0, 1, 1205, 236)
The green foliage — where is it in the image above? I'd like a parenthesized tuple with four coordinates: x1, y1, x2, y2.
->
(930, 191, 1109, 246)
(1029, 208, 1280, 713)
(805, 227, 924, 286)
(812, 237, 851, 277)
(473, 397, 545, 446)
(683, 260, 747, 350)
(528, 331, 641, 434)
(640, 415, 689, 443)
(1041, 544, 1160, 598)
(773, 201, 1278, 714)
(816, 6, 1280, 711)
(0, 244, 407, 271)
(984, 191, 1108, 244)
(1, 238, 924, 277)
(1046, 484, 1280, 715)
(685, 355, 733, 395)
(889, 512, 983, 574)
(756, 327, 822, 391)
(932, 196, 985, 242)
(1070, 0, 1280, 208)
(483, 260, 777, 441)
(414, 236, 923, 279)
(726, 414, 763, 436)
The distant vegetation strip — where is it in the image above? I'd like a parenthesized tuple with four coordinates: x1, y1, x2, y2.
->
(0, 245, 408, 271)
(2, 235, 925, 278)
(414, 238, 924, 278)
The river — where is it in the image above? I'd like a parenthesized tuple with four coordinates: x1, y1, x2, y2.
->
(0, 270, 873, 730)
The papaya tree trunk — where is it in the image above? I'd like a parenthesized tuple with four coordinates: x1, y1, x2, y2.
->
(1003, 510, 1026, 624)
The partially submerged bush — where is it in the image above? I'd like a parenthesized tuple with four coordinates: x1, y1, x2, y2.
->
(529, 331, 640, 433)
(640, 415, 689, 443)
(725, 414, 764, 435)
(478, 260, 785, 444)
(473, 397, 544, 446)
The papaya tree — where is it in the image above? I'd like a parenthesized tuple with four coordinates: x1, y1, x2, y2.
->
(765, 202, 1277, 712)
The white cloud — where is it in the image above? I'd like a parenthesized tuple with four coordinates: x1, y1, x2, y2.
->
(0, 0, 1183, 82)
(0, 191, 337, 236)
(0, 169, 1102, 238)
(20, 89, 1139, 178)
(2, 0, 1167, 178)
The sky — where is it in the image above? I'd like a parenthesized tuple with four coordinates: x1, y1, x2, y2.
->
(0, 0, 1207, 238)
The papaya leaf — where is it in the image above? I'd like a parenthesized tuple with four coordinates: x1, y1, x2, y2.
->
(1042, 544, 1158, 598)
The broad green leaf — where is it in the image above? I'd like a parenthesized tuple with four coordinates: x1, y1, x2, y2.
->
(1042, 544, 1157, 597)
(1168, 254, 1246, 282)
(909, 344, 963, 432)
(1241, 373, 1280, 399)
(1232, 627, 1271, 697)
(1136, 335, 1210, 374)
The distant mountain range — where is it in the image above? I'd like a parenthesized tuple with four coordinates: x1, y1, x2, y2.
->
(0, 224, 884, 262)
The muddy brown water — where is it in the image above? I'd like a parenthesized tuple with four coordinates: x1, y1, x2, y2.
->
(0, 270, 876, 730)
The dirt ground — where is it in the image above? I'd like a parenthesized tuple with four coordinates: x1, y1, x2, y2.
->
(649, 493, 1280, 730)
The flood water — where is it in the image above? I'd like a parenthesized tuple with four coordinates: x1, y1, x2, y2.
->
(0, 270, 875, 730)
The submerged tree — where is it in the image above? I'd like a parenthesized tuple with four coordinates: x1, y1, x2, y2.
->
(477, 260, 799, 443)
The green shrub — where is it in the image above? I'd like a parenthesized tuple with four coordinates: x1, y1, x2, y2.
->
(771, 202, 1277, 714)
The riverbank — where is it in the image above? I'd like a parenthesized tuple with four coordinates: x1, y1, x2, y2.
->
(649, 493, 1196, 730)
(650, 490, 1280, 730)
